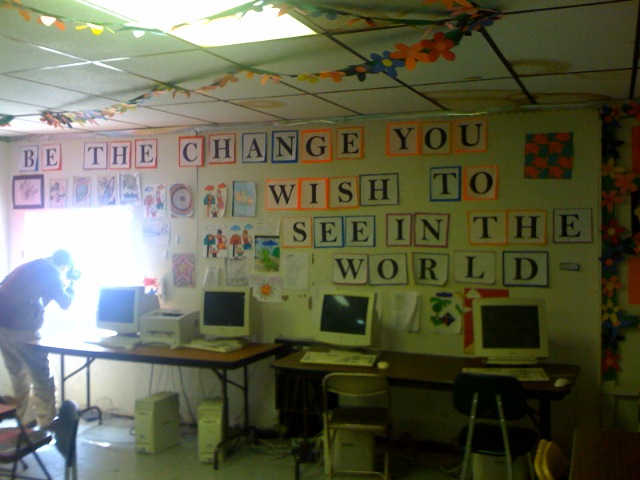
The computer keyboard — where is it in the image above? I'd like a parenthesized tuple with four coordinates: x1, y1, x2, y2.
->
(300, 350, 378, 367)
(85, 336, 141, 350)
(182, 338, 244, 353)
(462, 366, 550, 382)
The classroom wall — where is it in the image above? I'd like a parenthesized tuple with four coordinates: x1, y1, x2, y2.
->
(0, 108, 602, 447)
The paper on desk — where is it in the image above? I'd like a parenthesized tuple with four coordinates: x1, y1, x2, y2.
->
(387, 291, 420, 332)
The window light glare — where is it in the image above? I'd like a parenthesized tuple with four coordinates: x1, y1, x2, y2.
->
(75, 0, 316, 47)
(171, 9, 315, 47)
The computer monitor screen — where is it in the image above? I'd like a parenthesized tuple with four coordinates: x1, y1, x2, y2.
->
(315, 289, 377, 349)
(472, 297, 549, 365)
(96, 286, 160, 335)
(200, 286, 250, 339)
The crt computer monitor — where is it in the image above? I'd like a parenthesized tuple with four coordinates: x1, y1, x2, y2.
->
(200, 286, 251, 339)
(472, 297, 549, 365)
(314, 289, 377, 349)
(96, 286, 160, 336)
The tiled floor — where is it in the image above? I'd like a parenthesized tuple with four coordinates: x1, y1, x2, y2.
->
(6, 415, 464, 479)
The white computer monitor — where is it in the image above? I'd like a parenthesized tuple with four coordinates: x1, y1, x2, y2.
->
(314, 289, 377, 349)
(472, 297, 549, 365)
(96, 286, 160, 336)
(199, 286, 251, 339)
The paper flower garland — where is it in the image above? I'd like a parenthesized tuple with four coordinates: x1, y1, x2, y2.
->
(0, 0, 501, 129)
(600, 102, 640, 382)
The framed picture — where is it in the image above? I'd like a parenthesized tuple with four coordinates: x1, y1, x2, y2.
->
(12, 174, 44, 209)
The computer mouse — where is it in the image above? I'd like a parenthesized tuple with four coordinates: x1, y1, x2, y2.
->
(554, 377, 571, 388)
(377, 361, 389, 370)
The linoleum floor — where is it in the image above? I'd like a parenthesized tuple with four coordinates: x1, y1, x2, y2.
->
(7, 416, 462, 479)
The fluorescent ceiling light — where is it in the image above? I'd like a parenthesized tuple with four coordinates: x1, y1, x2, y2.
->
(76, 0, 316, 47)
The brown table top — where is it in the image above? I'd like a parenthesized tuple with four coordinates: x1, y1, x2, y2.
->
(272, 349, 580, 398)
(570, 429, 640, 480)
(30, 336, 285, 370)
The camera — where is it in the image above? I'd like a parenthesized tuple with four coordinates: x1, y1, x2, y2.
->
(67, 267, 81, 281)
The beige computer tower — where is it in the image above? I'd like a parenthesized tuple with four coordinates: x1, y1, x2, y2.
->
(198, 398, 226, 463)
(323, 429, 375, 473)
(135, 392, 180, 455)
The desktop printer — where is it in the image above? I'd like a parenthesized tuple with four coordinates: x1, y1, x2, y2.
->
(139, 309, 199, 348)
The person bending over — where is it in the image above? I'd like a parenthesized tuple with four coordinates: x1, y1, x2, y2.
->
(0, 249, 76, 427)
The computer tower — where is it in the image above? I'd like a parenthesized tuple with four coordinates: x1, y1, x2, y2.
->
(323, 429, 375, 473)
(198, 398, 226, 463)
(135, 392, 180, 455)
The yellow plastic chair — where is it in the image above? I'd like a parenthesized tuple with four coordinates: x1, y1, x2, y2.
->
(534, 438, 569, 480)
(322, 373, 391, 479)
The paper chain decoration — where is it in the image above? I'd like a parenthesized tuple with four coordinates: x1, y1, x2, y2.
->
(0, 0, 501, 129)
(600, 102, 640, 382)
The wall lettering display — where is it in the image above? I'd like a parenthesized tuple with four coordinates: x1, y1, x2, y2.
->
(344, 216, 375, 247)
(336, 127, 364, 160)
(467, 210, 548, 245)
(109, 141, 131, 170)
(299, 178, 328, 210)
(369, 253, 409, 286)
(387, 122, 420, 156)
(553, 208, 593, 243)
(507, 210, 547, 245)
(453, 251, 496, 285)
(502, 251, 549, 287)
(281, 217, 312, 248)
(328, 176, 359, 209)
(414, 213, 450, 248)
(359, 173, 399, 206)
(453, 117, 488, 153)
(313, 216, 344, 248)
(179, 136, 204, 167)
(18, 145, 39, 172)
(468, 210, 507, 245)
(333, 254, 368, 284)
(462, 166, 498, 200)
(272, 130, 298, 163)
(83, 142, 108, 170)
(13, 115, 585, 295)
(209, 133, 236, 164)
(422, 121, 452, 155)
(430, 166, 461, 201)
(412, 253, 449, 286)
(134, 139, 157, 169)
(266, 179, 299, 210)
(301, 129, 332, 163)
(41, 144, 62, 171)
(242, 132, 267, 163)
(386, 213, 412, 247)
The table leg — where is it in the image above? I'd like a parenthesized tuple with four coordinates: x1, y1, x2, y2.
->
(539, 398, 551, 439)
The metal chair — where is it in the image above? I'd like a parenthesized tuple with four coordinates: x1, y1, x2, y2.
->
(322, 373, 391, 479)
(453, 373, 539, 480)
(0, 399, 80, 480)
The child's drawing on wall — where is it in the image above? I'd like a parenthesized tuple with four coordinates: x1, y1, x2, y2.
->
(255, 236, 280, 272)
(97, 176, 116, 206)
(49, 178, 67, 208)
(203, 183, 227, 218)
(142, 184, 166, 218)
(227, 224, 254, 258)
(202, 224, 230, 258)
